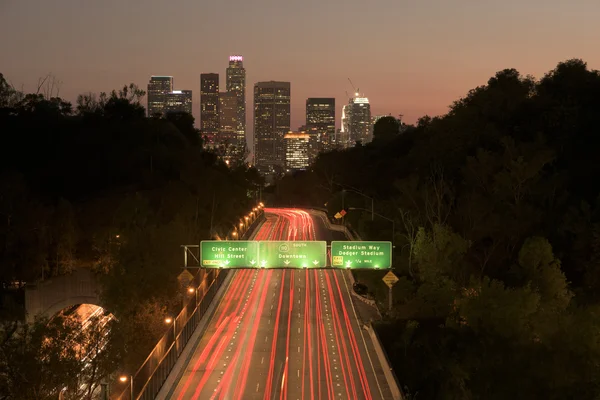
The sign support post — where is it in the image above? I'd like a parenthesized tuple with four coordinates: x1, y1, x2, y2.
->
(382, 270, 399, 312)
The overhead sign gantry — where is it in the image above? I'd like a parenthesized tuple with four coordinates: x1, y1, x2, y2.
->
(199, 240, 392, 269)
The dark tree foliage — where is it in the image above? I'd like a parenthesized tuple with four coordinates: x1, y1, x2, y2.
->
(273, 59, 600, 399)
(0, 75, 262, 375)
(373, 116, 401, 142)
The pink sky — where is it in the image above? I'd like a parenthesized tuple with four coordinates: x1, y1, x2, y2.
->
(1, 0, 599, 138)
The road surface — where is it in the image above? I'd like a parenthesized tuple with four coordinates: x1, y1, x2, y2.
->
(165, 208, 391, 400)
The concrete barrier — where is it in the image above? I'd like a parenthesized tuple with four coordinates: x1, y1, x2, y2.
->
(367, 323, 403, 400)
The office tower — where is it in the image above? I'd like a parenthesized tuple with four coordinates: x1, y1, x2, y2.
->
(164, 90, 193, 115)
(344, 93, 372, 146)
(306, 98, 336, 158)
(284, 132, 310, 171)
(226, 56, 246, 144)
(219, 92, 237, 139)
(218, 91, 246, 166)
(340, 104, 351, 148)
(253, 81, 291, 174)
(147, 76, 173, 117)
(200, 73, 220, 145)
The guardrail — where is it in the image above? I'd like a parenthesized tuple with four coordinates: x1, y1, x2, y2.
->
(116, 269, 227, 400)
(367, 323, 404, 400)
(115, 209, 265, 400)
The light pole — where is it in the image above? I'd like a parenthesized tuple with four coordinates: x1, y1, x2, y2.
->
(347, 207, 395, 245)
(334, 183, 375, 221)
(188, 287, 197, 306)
(165, 317, 175, 341)
(119, 375, 134, 400)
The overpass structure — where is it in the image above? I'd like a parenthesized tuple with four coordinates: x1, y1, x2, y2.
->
(144, 208, 402, 400)
(24, 267, 102, 323)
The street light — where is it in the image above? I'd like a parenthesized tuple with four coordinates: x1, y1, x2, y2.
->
(347, 207, 395, 245)
(165, 317, 176, 339)
(188, 287, 198, 305)
(339, 186, 375, 221)
(119, 375, 133, 400)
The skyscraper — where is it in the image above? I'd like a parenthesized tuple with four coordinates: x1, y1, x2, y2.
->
(147, 76, 173, 117)
(226, 56, 246, 145)
(306, 98, 336, 158)
(200, 73, 220, 144)
(219, 91, 237, 139)
(343, 93, 372, 147)
(164, 90, 193, 115)
(284, 132, 310, 171)
(254, 81, 291, 174)
(218, 91, 246, 166)
(340, 104, 351, 148)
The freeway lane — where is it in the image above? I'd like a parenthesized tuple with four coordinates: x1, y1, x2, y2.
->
(166, 208, 391, 400)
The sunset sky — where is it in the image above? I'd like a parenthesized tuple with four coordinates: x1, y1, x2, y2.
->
(1, 0, 598, 136)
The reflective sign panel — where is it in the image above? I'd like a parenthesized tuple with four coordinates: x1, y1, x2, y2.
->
(200, 241, 259, 268)
(330, 241, 392, 269)
(257, 241, 327, 268)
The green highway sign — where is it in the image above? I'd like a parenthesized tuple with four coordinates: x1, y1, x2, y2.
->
(258, 241, 327, 268)
(330, 241, 392, 269)
(200, 241, 259, 268)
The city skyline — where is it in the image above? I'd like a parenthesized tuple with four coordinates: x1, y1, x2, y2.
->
(3, 0, 597, 137)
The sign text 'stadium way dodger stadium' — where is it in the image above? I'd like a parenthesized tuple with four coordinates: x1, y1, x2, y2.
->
(334, 243, 387, 256)
(330, 241, 392, 269)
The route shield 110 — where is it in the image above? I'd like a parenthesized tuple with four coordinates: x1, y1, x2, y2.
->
(257, 241, 327, 268)
(330, 241, 392, 269)
(200, 241, 259, 268)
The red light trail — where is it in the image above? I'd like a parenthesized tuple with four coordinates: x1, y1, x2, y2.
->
(169, 208, 387, 400)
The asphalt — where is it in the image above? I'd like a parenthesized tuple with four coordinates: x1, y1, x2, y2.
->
(164, 208, 392, 400)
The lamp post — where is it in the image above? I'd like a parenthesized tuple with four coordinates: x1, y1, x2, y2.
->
(165, 317, 175, 341)
(340, 188, 374, 221)
(347, 207, 395, 245)
(119, 375, 134, 400)
(188, 287, 197, 306)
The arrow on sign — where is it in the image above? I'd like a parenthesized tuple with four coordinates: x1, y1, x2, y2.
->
(224, 260, 230, 265)
(260, 260, 267, 268)
(283, 260, 290, 266)
(250, 260, 256, 266)
(313, 260, 319, 266)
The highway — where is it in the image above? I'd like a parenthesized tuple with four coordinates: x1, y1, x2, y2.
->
(165, 208, 391, 400)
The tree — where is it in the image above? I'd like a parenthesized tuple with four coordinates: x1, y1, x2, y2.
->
(373, 116, 400, 141)
(0, 73, 22, 108)
(165, 111, 200, 146)
(0, 312, 121, 400)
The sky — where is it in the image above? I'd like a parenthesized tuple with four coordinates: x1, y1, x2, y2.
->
(1, 0, 599, 144)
